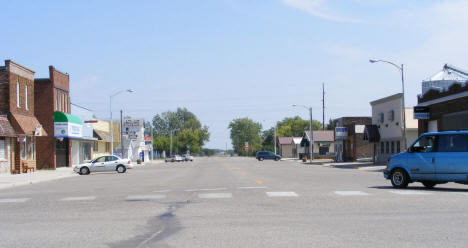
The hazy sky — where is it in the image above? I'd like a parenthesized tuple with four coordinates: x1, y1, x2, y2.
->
(2, 0, 468, 149)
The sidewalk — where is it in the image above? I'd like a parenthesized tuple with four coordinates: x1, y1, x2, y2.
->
(0, 167, 78, 190)
(321, 161, 386, 171)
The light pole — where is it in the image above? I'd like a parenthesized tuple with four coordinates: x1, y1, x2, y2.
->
(293, 104, 314, 161)
(369, 58, 407, 150)
(110, 89, 134, 155)
(169, 128, 179, 157)
(274, 125, 277, 155)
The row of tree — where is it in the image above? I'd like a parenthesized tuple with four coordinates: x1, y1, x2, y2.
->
(147, 108, 210, 155)
(228, 116, 333, 156)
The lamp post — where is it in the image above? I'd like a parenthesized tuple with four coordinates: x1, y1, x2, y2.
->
(110, 89, 134, 155)
(293, 104, 314, 161)
(369, 59, 407, 150)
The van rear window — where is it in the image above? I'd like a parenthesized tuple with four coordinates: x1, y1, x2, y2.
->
(438, 135, 468, 152)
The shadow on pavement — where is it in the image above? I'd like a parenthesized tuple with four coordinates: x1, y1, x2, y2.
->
(369, 185, 468, 192)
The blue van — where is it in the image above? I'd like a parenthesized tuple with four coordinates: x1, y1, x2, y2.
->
(384, 131, 468, 189)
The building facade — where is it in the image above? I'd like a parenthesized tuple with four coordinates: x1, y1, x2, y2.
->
(301, 130, 335, 159)
(333, 117, 373, 162)
(0, 116, 16, 173)
(416, 65, 468, 134)
(0, 60, 46, 173)
(278, 137, 293, 158)
(370, 93, 418, 163)
(118, 118, 149, 162)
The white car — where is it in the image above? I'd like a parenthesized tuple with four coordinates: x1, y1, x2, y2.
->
(74, 155, 133, 175)
(183, 154, 194, 161)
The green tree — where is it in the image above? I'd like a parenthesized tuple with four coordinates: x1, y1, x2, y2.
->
(228, 118, 262, 156)
(275, 116, 322, 137)
(151, 108, 210, 155)
(153, 136, 170, 154)
(261, 127, 275, 152)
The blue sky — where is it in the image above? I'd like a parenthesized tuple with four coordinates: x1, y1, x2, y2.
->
(2, 0, 468, 149)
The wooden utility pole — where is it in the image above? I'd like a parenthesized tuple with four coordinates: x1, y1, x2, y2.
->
(322, 83, 325, 130)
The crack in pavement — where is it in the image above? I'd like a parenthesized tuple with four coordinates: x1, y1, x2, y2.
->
(108, 201, 189, 248)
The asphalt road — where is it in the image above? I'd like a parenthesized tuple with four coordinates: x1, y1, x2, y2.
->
(2, 157, 468, 248)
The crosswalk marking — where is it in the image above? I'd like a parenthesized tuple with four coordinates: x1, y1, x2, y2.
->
(199, 188, 228, 191)
(126, 194, 166, 201)
(334, 191, 369, 196)
(153, 190, 171, 193)
(238, 186, 267, 189)
(60, 196, 96, 201)
(266, 192, 298, 197)
(389, 190, 432, 195)
(0, 198, 30, 203)
(198, 193, 232, 199)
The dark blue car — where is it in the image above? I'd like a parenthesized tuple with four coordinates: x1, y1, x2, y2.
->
(256, 151, 281, 161)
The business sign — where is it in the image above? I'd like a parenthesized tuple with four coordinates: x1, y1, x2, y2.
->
(414, 106, 430, 120)
(54, 122, 83, 138)
(335, 127, 348, 140)
(123, 118, 143, 141)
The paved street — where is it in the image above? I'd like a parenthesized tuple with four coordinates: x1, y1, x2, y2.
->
(2, 157, 468, 248)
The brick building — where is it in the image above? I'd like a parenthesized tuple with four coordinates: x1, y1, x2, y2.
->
(0, 60, 46, 173)
(35, 66, 91, 169)
(333, 117, 373, 162)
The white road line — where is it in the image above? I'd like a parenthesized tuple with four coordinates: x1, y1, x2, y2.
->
(199, 188, 228, 191)
(60, 196, 96, 201)
(198, 193, 232, 199)
(266, 192, 298, 197)
(126, 195, 166, 201)
(238, 186, 267, 189)
(334, 191, 369, 196)
(0, 198, 30, 203)
(389, 190, 432, 195)
(184, 189, 199, 192)
(152, 190, 171, 193)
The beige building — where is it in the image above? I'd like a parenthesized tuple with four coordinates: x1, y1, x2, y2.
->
(92, 120, 120, 159)
(278, 137, 293, 158)
(370, 93, 418, 163)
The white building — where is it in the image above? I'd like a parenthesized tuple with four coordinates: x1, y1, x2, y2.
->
(370, 93, 418, 163)
(421, 64, 468, 96)
(116, 118, 150, 162)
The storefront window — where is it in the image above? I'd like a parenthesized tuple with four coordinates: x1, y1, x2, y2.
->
(0, 138, 5, 159)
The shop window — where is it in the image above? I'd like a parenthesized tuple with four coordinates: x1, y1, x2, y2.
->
(391, 141, 395, 154)
(0, 138, 5, 159)
(380, 142, 384, 154)
(93, 141, 98, 151)
(397, 141, 401, 153)
(105, 143, 110, 153)
(386, 141, 389, 154)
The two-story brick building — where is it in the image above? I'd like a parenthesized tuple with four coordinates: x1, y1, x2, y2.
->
(0, 60, 46, 173)
(35, 66, 92, 169)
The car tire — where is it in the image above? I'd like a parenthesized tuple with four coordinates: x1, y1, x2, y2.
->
(422, 181, 437, 189)
(275, 157, 279, 161)
(116, 165, 126, 173)
(80, 167, 90, 175)
(259, 157, 264, 161)
(391, 168, 409, 188)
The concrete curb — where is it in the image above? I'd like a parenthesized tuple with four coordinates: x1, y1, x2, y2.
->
(0, 171, 78, 190)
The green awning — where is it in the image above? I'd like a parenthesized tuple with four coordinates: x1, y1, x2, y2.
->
(54, 112, 83, 125)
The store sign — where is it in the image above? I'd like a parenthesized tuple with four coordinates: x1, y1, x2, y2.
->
(54, 122, 83, 138)
(123, 119, 143, 141)
(414, 106, 430, 120)
(335, 127, 348, 140)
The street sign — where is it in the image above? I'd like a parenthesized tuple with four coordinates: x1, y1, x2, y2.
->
(244, 147, 249, 151)
(414, 106, 430, 120)
(335, 127, 348, 140)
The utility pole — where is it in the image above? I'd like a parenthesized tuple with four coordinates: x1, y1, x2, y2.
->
(322, 83, 325, 130)
(170, 130, 173, 157)
(120, 110, 124, 158)
(274, 125, 277, 154)
(309, 107, 314, 161)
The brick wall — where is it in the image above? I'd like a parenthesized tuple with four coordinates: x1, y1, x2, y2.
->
(35, 79, 55, 169)
(8, 72, 35, 116)
(0, 70, 9, 114)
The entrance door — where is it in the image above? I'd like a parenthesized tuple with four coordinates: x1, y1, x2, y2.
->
(56, 139, 69, 167)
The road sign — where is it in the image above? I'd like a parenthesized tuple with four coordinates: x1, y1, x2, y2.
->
(244, 147, 249, 151)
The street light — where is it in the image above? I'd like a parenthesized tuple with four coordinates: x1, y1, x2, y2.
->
(292, 104, 314, 161)
(369, 58, 407, 150)
(110, 89, 134, 155)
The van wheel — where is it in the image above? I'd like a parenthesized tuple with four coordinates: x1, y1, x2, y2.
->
(391, 169, 409, 188)
(259, 157, 264, 161)
(422, 181, 436, 189)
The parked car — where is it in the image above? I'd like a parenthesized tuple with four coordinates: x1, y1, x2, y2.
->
(256, 151, 282, 161)
(74, 155, 132, 175)
(183, 154, 194, 161)
(384, 131, 468, 189)
(165, 155, 184, 162)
